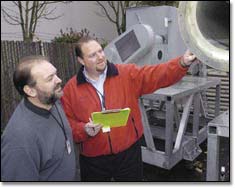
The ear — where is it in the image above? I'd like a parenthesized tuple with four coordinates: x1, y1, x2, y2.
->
(77, 56, 84, 66)
(23, 85, 37, 97)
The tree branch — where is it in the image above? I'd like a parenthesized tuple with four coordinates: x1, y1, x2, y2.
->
(18, 1, 26, 39)
(96, 1, 116, 24)
(1, 5, 20, 25)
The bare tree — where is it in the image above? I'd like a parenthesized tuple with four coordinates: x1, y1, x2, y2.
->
(1, 1, 71, 42)
(95, 1, 178, 35)
(95, 1, 134, 35)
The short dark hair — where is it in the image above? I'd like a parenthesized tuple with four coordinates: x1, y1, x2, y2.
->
(75, 36, 98, 58)
(13, 55, 49, 96)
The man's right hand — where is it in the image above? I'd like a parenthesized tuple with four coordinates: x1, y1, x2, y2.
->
(84, 118, 102, 137)
(180, 50, 197, 67)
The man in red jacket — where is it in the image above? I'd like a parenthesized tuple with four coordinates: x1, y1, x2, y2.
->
(61, 36, 196, 181)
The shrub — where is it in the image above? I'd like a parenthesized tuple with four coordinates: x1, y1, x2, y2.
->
(52, 28, 93, 43)
(52, 28, 108, 48)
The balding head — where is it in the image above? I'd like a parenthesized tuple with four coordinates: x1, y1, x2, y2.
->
(13, 55, 49, 96)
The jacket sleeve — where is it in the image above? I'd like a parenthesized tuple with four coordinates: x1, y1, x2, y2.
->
(61, 84, 89, 143)
(128, 56, 188, 97)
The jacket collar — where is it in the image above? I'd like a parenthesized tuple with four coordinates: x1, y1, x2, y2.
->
(24, 97, 51, 118)
(76, 61, 119, 85)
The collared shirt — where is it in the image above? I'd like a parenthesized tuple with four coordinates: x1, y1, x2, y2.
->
(83, 66, 107, 110)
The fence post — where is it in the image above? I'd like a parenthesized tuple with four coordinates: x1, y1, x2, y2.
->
(39, 41, 45, 56)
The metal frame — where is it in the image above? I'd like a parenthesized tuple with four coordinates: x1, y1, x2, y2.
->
(206, 110, 229, 181)
(140, 76, 221, 169)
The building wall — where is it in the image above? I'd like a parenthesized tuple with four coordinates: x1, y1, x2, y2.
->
(1, 1, 118, 42)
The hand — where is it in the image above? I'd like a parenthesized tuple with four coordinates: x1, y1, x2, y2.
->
(180, 50, 197, 67)
(84, 118, 102, 137)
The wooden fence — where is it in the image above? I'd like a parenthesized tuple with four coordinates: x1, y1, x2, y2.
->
(206, 67, 230, 117)
(1, 41, 81, 129)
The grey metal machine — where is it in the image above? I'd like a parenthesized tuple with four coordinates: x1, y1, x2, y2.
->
(178, 1, 229, 181)
(104, 1, 229, 177)
(207, 110, 229, 181)
(105, 6, 187, 66)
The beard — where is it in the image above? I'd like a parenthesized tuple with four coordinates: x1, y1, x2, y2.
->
(96, 61, 107, 73)
(96, 66, 106, 73)
(36, 84, 63, 105)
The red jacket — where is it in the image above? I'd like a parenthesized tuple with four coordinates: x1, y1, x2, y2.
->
(61, 57, 188, 157)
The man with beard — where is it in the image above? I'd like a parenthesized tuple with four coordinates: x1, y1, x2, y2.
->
(1, 56, 76, 181)
(61, 36, 197, 181)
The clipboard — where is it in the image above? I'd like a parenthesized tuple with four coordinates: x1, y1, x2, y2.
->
(91, 108, 131, 128)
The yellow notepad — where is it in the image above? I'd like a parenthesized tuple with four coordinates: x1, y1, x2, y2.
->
(92, 108, 131, 128)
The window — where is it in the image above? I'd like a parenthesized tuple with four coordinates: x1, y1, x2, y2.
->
(115, 30, 141, 62)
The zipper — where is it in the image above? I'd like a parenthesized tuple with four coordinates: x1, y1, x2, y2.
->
(80, 142, 83, 152)
(88, 83, 113, 154)
(131, 117, 139, 139)
(107, 132, 113, 154)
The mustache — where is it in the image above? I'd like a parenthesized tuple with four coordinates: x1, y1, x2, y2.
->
(54, 84, 62, 90)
